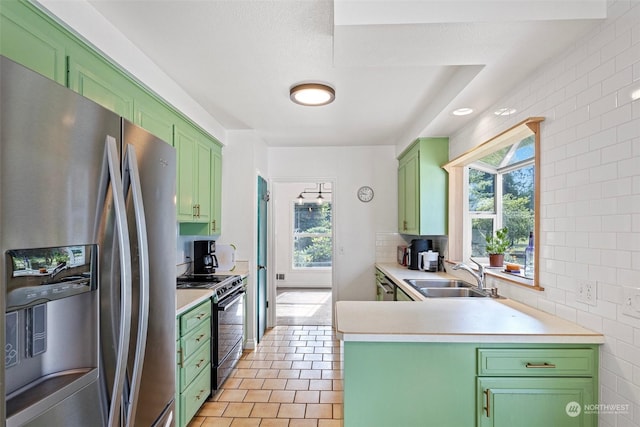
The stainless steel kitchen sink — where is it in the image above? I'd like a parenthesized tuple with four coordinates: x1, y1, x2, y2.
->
(418, 287, 488, 298)
(403, 279, 472, 288)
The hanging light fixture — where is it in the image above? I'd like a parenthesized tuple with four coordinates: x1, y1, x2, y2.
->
(296, 183, 331, 204)
(290, 83, 335, 106)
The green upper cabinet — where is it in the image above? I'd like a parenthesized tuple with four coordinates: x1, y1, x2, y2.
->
(1, 0, 224, 236)
(0, 0, 67, 84)
(211, 148, 222, 234)
(397, 137, 449, 236)
(134, 91, 175, 144)
(176, 122, 222, 235)
(67, 48, 136, 121)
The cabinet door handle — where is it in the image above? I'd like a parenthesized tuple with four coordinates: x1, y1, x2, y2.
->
(483, 389, 491, 417)
(193, 205, 197, 218)
(211, 220, 216, 232)
(177, 348, 183, 368)
(525, 362, 556, 369)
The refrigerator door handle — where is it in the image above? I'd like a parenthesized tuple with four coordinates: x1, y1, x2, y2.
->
(122, 143, 150, 426)
(103, 136, 133, 427)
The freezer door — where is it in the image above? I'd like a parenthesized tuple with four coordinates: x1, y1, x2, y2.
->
(122, 120, 177, 426)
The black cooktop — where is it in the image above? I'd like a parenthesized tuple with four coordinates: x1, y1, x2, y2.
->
(176, 274, 243, 299)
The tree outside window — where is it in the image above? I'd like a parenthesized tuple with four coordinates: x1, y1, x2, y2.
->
(293, 202, 332, 268)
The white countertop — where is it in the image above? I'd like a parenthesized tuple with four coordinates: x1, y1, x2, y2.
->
(176, 289, 214, 316)
(335, 262, 605, 344)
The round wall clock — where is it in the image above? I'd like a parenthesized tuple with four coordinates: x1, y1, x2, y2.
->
(357, 186, 374, 202)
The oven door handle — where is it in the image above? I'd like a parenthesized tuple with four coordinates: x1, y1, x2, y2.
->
(218, 290, 245, 311)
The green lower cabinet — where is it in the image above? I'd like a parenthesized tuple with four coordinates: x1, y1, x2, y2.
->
(176, 300, 212, 427)
(477, 377, 595, 427)
(344, 342, 477, 427)
(343, 343, 599, 427)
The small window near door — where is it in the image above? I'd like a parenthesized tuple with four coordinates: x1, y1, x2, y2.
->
(292, 202, 332, 269)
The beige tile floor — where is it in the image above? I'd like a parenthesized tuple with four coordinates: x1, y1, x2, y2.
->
(276, 289, 332, 326)
(188, 325, 343, 427)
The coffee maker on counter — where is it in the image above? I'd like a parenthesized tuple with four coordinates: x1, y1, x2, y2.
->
(194, 240, 218, 274)
(408, 238, 433, 270)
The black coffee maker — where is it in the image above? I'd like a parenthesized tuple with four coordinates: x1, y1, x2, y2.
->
(194, 240, 218, 274)
(408, 238, 433, 270)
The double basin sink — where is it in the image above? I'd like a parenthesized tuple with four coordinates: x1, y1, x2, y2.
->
(403, 279, 489, 298)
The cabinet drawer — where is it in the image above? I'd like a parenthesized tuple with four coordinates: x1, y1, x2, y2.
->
(478, 349, 595, 377)
(181, 319, 211, 360)
(179, 339, 211, 391)
(179, 367, 211, 427)
(180, 301, 211, 334)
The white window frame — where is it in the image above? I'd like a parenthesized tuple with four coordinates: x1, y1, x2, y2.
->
(291, 201, 333, 270)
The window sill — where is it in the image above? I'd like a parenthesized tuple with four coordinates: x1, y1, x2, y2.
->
(445, 260, 544, 291)
(484, 268, 543, 290)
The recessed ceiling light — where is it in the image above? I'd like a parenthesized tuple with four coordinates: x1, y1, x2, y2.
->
(452, 108, 473, 116)
(290, 83, 335, 106)
(494, 107, 517, 116)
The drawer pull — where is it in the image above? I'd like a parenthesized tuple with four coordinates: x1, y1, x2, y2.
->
(196, 313, 206, 320)
(195, 334, 206, 343)
(177, 348, 183, 367)
(483, 389, 491, 417)
(195, 359, 206, 369)
(195, 389, 206, 401)
(525, 362, 556, 369)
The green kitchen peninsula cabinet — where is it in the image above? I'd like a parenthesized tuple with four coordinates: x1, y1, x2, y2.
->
(343, 342, 599, 427)
(477, 348, 597, 427)
(176, 300, 212, 427)
(397, 137, 448, 235)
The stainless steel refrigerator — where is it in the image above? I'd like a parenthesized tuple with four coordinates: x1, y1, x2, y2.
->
(1, 56, 177, 426)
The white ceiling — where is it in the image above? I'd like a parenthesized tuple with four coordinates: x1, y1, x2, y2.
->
(85, 0, 606, 148)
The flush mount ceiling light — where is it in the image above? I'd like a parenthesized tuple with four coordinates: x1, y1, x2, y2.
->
(290, 83, 335, 106)
(452, 107, 473, 116)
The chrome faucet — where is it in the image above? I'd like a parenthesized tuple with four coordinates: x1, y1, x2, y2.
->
(452, 258, 485, 291)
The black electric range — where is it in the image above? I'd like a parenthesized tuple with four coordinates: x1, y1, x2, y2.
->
(176, 273, 243, 300)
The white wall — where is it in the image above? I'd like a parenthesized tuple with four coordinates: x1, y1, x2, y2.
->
(218, 129, 269, 348)
(273, 182, 332, 289)
(448, 2, 640, 425)
(269, 145, 398, 301)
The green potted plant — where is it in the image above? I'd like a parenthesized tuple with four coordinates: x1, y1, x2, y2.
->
(485, 227, 510, 267)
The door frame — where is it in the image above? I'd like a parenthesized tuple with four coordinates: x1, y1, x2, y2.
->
(268, 177, 337, 328)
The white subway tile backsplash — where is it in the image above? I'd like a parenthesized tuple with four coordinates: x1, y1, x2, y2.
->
(447, 2, 640, 423)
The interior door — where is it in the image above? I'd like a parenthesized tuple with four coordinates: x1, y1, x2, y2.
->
(257, 176, 268, 342)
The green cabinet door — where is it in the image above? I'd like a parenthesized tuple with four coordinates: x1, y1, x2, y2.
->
(210, 148, 222, 234)
(397, 137, 448, 235)
(398, 144, 419, 234)
(68, 49, 135, 120)
(478, 377, 595, 427)
(0, 0, 67, 84)
(175, 125, 198, 222)
(195, 141, 212, 222)
(175, 122, 220, 234)
(134, 91, 175, 144)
